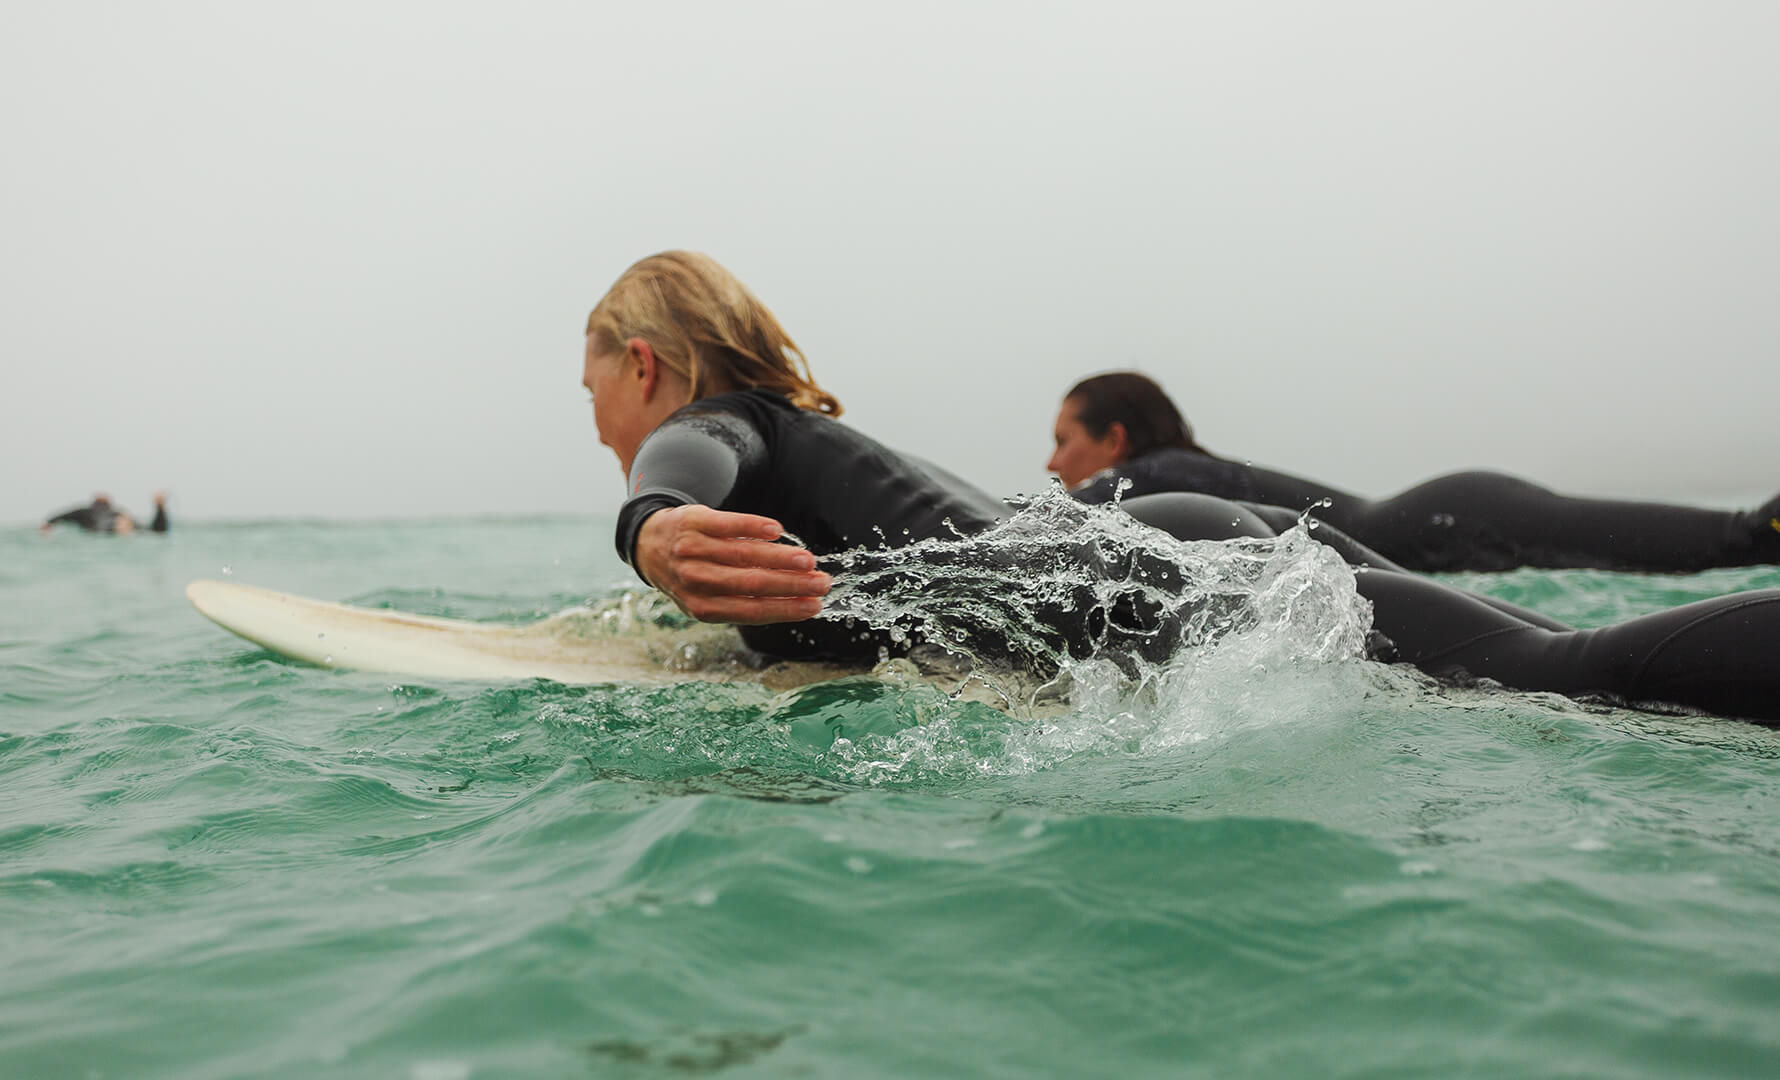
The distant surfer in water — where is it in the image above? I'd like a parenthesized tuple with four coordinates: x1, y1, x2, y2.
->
(1049, 372, 1780, 573)
(585, 251, 1780, 723)
(40, 492, 169, 535)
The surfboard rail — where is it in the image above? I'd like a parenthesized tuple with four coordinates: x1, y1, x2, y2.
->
(183, 579, 913, 691)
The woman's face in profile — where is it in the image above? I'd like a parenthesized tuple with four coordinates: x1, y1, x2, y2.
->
(584, 335, 648, 476)
(1046, 398, 1128, 488)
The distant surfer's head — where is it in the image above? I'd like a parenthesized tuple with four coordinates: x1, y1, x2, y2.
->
(1048, 372, 1205, 487)
(585, 251, 840, 416)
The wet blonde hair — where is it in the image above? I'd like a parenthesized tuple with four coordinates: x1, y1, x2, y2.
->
(586, 251, 841, 416)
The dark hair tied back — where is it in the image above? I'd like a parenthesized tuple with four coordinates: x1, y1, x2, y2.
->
(1065, 372, 1208, 457)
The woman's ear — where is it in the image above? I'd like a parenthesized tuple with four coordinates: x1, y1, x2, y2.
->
(627, 338, 660, 400)
(1105, 421, 1133, 459)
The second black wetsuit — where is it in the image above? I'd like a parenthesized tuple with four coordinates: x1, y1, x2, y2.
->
(618, 391, 1780, 724)
(1073, 448, 1780, 573)
(44, 502, 126, 533)
(42, 499, 167, 534)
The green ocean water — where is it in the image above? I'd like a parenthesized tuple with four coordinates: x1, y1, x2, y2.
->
(4, 517, 1780, 1079)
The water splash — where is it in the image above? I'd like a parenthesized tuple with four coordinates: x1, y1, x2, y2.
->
(816, 487, 1374, 710)
(549, 491, 1383, 782)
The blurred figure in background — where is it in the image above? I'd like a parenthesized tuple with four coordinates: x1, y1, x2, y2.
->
(41, 492, 169, 535)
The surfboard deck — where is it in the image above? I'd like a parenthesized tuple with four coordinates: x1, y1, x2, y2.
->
(184, 579, 889, 689)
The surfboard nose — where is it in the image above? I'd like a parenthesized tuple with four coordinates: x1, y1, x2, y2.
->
(185, 578, 234, 618)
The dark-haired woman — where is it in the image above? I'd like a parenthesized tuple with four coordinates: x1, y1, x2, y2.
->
(1050, 372, 1780, 573)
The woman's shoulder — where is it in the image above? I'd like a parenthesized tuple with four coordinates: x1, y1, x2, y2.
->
(1131, 446, 1231, 472)
(675, 388, 796, 418)
(657, 390, 860, 464)
(656, 389, 797, 441)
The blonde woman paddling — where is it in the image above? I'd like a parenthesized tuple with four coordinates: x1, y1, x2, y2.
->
(586, 251, 1780, 724)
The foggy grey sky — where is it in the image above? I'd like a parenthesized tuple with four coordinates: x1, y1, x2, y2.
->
(4, 1, 1777, 526)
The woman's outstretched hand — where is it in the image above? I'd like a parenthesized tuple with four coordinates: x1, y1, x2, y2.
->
(634, 505, 832, 624)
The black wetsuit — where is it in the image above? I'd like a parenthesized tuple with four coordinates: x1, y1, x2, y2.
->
(619, 391, 1780, 724)
(41, 500, 166, 534)
(617, 391, 1007, 659)
(1073, 448, 1780, 573)
(44, 502, 124, 532)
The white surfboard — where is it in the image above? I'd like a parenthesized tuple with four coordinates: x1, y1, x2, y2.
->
(184, 579, 882, 689)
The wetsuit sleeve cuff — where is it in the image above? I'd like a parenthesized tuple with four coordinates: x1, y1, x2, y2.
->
(615, 490, 701, 585)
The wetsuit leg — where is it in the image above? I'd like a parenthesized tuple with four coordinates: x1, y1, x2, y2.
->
(1346, 472, 1763, 573)
(1123, 495, 1775, 720)
(1356, 568, 1780, 724)
(1104, 494, 1778, 721)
